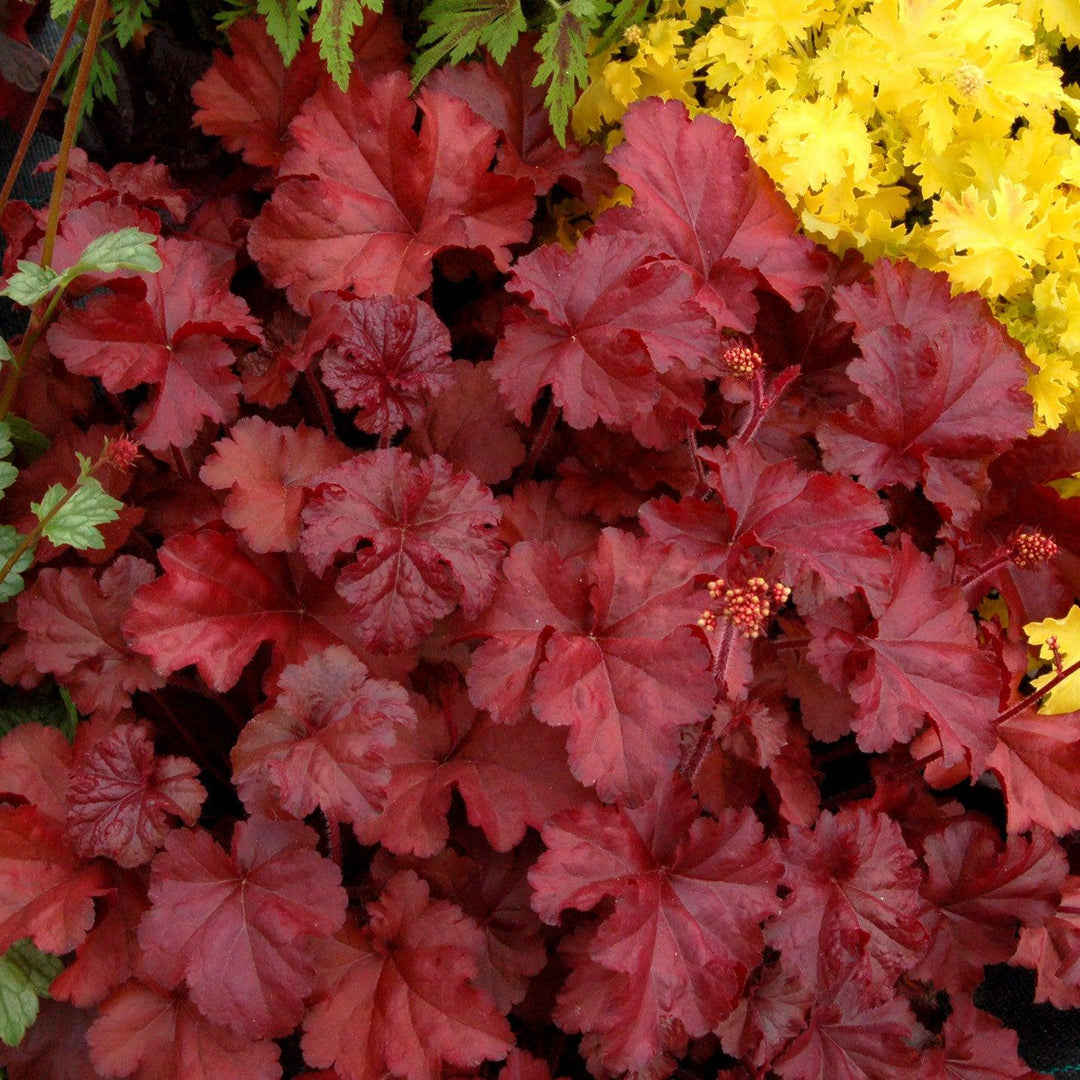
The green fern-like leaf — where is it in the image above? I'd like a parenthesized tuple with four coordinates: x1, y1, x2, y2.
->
(307, 0, 382, 88)
(413, 0, 526, 83)
(111, 0, 159, 47)
(258, 0, 306, 63)
(534, 0, 608, 145)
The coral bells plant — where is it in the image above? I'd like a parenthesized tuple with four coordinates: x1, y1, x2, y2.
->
(4, 8, 1080, 1080)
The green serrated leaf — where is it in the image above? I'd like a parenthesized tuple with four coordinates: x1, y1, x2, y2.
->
(68, 228, 162, 282)
(51, 0, 77, 17)
(534, 0, 605, 144)
(60, 46, 120, 116)
(258, 0, 306, 64)
(414, 0, 525, 82)
(0, 940, 63, 1047)
(312, 0, 381, 88)
(112, 0, 158, 47)
(0, 527, 34, 603)
(0, 425, 15, 500)
(0, 683, 78, 740)
(593, 0, 648, 52)
(31, 477, 123, 551)
(0, 340, 11, 365)
(0, 263, 61, 308)
(5, 418, 49, 462)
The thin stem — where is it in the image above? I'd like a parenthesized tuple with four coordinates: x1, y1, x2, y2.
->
(996, 657, 1080, 727)
(0, 0, 90, 222)
(304, 368, 335, 436)
(323, 812, 343, 867)
(687, 425, 707, 497)
(171, 447, 191, 482)
(518, 398, 559, 480)
(40, 0, 110, 270)
(682, 622, 737, 783)
(958, 552, 1010, 593)
(0, 276, 72, 421)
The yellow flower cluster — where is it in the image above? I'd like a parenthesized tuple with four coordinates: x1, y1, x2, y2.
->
(573, 0, 1080, 432)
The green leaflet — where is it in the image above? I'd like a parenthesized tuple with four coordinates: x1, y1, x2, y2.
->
(258, 0, 306, 64)
(0, 941, 63, 1048)
(307, 0, 382, 88)
(31, 477, 124, 552)
(413, 0, 526, 83)
(0, 527, 34, 603)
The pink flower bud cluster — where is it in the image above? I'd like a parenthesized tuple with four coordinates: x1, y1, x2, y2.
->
(698, 576, 791, 639)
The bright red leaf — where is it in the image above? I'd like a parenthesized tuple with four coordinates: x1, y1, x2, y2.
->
(248, 70, 535, 311)
(766, 808, 929, 999)
(47, 237, 262, 450)
(66, 723, 206, 868)
(299, 294, 454, 437)
(0, 803, 110, 955)
(467, 530, 715, 805)
(493, 230, 719, 429)
(919, 994, 1045, 1080)
(231, 646, 414, 828)
(817, 260, 1031, 526)
(299, 448, 502, 652)
(123, 528, 398, 693)
(987, 705, 1080, 836)
(912, 820, 1066, 991)
(426, 38, 612, 199)
(404, 360, 526, 485)
(199, 417, 351, 553)
(88, 979, 282, 1080)
(138, 817, 347, 1040)
(530, 775, 780, 1074)
(354, 682, 586, 857)
(806, 538, 1000, 770)
(599, 97, 824, 330)
(301, 870, 513, 1080)
(773, 970, 921, 1080)
(14, 557, 165, 717)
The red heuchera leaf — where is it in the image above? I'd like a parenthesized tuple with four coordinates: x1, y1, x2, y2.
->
(987, 705, 1080, 835)
(1013, 875, 1080, 1008)
(426, 38, 612, 200)
(467, 530, 715, 805)
(0, 999, 98, 1080)
(46, 237, 262, 450)
(806, 538, 1000, 770)
(123, 529, 395, 693)
(911, 820, 1065, 992)
(0, 720, 75, 821)
(355, 680, 585, 856)
(643, 441, 889, 604)
(919, 994, 1046, 1080)
(496, 480, 600, 556)
(373, 842, 548, 1013)
(191, 18, 324, 168)
(766, 808, 929, 999)
(0, 804, 111, 954)
(88, 979, 282, 1080)
(773, 970, 921, 1080)
(530, 775, 780, 1074)
(301, 870, 513, 1080)
(248, 71, 535, 312)
(299, 448, 502, 652)
(14, 557, 165, 717)
(51, 868, 148, 1008)
(231, 646, 414, 828)
(137, 817, 347, 1039)
(404, 360, 526, 485)
(817, 260, 1031, 526)
(300, 294, 454, 437)
(599, 98, 824, 330)
(199, 417, 351, 552)
(493, 230, 719, 429)
(65, 723, 206, 868)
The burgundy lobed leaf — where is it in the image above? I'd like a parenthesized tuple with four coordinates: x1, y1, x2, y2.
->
(66, 723, 206, 869)
(138, 817, 347, 1040)
(199, 417, 351, 553)
(248, 71, 535, 312)
(301, 870, 513, 1080)
(14, 558, 165, 717)
(530, 774, 781, 1073)
(1012, 875, 1080, 1008)
(231, 646, 415, 828)
(493, 230, 719, 429)
(299, 448, 502, 652)
(467, 530, 715, 805)
(299, 293, 454, 437)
